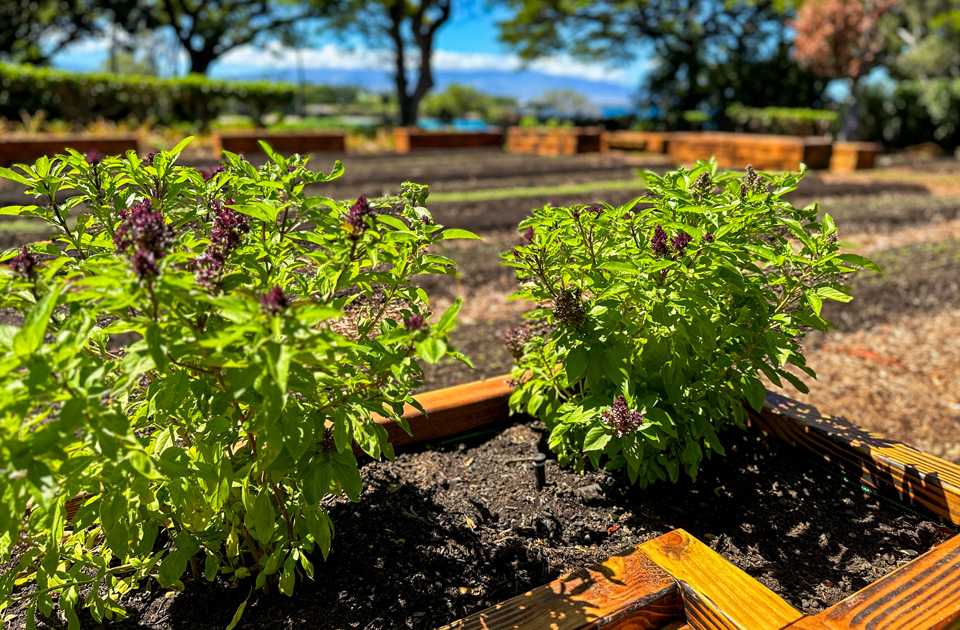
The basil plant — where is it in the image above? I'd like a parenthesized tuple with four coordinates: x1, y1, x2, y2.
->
(503, 161, 878, 487)
(0, 139, 475, 627)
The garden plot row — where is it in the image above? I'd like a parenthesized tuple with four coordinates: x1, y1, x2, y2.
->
(354, 376, 960, 630)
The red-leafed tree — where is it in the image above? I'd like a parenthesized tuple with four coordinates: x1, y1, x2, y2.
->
(792, 0, 896, 140)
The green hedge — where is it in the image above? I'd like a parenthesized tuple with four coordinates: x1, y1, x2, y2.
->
(0, 63, 296, 127)
(860, 79, 960, 151)
(725, 104, 838, 136)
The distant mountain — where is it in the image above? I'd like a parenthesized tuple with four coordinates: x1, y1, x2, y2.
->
(214, 66, 636, 108)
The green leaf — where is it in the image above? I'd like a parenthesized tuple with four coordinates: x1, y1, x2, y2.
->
(837, 253, 881, 273)
(330, 450, 363, 502)
(440, 228, 482, 240)
(437, 298, 461, 333)
(814, 285, 853, 303)
(806, 293, 822, 316)
(13, 284, 62, 356)
(0, 167, 30, 186)
(583, 425, 612, 452)
(416, 337, 447, 364)
(252, 490, 275, 545)
(204, 554, 218, 581)
(564, 346, 588, 383)
(740, 375, 768, 412)
(225, 590, 251, 630)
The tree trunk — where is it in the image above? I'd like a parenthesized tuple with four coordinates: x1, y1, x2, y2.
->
(841, 77, 860, 141)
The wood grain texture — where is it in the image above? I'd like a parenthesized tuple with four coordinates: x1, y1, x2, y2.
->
(438, 546, 682, 630)
(353, 374, 515, 457)
(639, 530, 803, 630)
(784, 534, 960, 630)
(752, 391, 960, 525)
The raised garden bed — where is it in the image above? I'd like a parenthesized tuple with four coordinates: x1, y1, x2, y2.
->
(0, 134, 139, 167)
(668, 132, 833, 171)
(213, 130, 346, 157)
(600, 130, 673, 154)
(425, 379, 960, 630)
(506, 127, 603, 156)
(21, 376, 955, 629)
(393, 127, 504, 152)
(830, 143, 881, 172)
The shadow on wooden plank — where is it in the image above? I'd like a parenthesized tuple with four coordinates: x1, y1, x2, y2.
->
(639, 530, 803, 630)
(751, 391, 960, 526)
(785, 534, 960, 630)
(437, 546, 682, 630)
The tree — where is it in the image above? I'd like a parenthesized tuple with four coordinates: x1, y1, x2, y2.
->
(105, 0, 308, 75)
(792, 0, 896, 140)
(0, 0, 102, 64)
(308, 0, 452, 126)
(496, 0, 824, 128)
(529, 89, 597, 120)
(881, 0, 960, 80)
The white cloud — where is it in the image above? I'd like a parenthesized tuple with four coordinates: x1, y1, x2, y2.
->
(219, 41, 630, 85)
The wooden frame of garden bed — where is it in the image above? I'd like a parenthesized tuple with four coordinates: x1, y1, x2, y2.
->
(0, 135, 140, 167)
(363, 376, 960, 630)
(393, 127, 504, 152)
(213, 131, 346, 158)
(668, 132, 834, 171)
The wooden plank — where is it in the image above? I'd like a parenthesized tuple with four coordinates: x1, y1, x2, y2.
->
(353, 374, 515, 456)
(752, 391, 960, 525)
(639, 530, 803, 630)
(438, 546, 682, 630)
(783, 535, 960, 630)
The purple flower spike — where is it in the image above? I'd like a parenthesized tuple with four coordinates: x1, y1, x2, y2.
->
(671, 230, 692, 255)
(601, 395, 645, 438)
(210, 199, 249, 251)
(85, 149, 103, 166)
(404, 313, 426, 330)
(517, 226, 534, 247)
(200, 165, 225, 181)
(703, 232, 715, 243)
(261, 286, 291, 315)
(347, 196, 373, 233)
(131, 247, 160, 277)
(10, 246, 37, 279)
(651, 225, 670, 258)
(114, 199, 176, 278)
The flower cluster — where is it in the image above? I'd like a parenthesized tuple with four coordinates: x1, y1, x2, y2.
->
(260, 286, 291, 315)
(671, 230, 693, 255)
(651, 225, 670, 257)
(210, 200, 249, 251)
(601, 395, 646, 438)
(692, 172, 711, 199)
(114, 200, 176, 278)
(10, 246, 37, 279)
(553, 288, 586, 327)
(85, 149, 103, 166)
(200, 165, 225, 181)
(703, 232, 715, 243)
(347, 196, 373, 234)
(498, 324, 532, 360)
(404, 313, 426, 330)
(517, 226, 534, 247)
(193, 200, 249, 288)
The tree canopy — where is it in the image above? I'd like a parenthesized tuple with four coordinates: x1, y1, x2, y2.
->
(496, 0, 825, 127)
(306, 0, 453, 126)
(0, 0, 102, 64)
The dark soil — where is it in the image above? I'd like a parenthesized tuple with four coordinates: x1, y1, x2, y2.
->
(12, 421, 950, 630)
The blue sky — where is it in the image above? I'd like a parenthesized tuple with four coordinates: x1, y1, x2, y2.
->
(50, 1, 653, 103)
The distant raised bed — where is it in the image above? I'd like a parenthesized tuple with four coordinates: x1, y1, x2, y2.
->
(668, 132, 833, 171)
(830, 142, 880, 172)
(506, 127, 602, 156)
(0, 134, 139, 167)
(214, 131, 345, 157)
(600, 130, 673, 154)
(393, 127, 503, 152)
